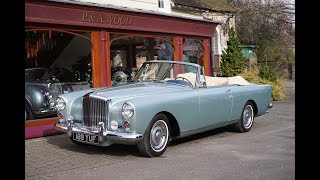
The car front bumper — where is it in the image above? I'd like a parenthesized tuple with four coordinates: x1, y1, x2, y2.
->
(54, 121, 143, 145)
(34, 107, 56, 116)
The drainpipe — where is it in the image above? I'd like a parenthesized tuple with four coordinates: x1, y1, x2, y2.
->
(216, 27, 221, 55)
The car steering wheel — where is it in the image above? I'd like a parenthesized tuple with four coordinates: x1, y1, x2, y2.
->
(175, 77, 192, 86)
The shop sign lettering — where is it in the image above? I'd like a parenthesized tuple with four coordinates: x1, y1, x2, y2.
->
(82, 12, 132, 26)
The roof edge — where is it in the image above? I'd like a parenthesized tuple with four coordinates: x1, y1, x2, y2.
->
(41, 0, 221, 24)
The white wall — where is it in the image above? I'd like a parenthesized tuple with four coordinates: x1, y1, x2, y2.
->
(203, 12, 235, 53)
(78, 0, 159, 11)
(158, 0, 172, 13)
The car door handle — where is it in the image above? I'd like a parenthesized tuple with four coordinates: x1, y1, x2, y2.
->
(225, 89, 231, 92)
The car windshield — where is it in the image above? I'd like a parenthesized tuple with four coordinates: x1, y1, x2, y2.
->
(133, 61, 200, 87)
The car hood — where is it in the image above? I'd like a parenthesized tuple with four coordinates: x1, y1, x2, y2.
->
(90, 82, 191, 100)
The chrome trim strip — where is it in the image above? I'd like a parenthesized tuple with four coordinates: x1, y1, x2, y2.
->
(107, 99, 111, 131)
(88, 94, 111, 101)
(54, 123, 68, 133)
(104, 132, 143, 143)
(35, 108, 56, 114)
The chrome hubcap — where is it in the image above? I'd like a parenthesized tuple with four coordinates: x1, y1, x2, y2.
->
(150, 120, 168, 152)
(243, 105, 254, 129)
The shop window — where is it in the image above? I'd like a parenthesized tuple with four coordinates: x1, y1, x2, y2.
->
(183, 39, 204, 65)
(110, 34, 173, 85)
(25, 29, 92, 121)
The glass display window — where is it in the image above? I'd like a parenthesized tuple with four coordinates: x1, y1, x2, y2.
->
(25, 29, 92, 120)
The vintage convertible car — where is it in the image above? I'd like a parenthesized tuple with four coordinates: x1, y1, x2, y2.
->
(54, 60, 273, 157)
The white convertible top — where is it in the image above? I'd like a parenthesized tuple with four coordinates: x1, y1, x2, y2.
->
(177, 73, 250, 86)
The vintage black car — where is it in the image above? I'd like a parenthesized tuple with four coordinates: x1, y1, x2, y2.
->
(25, 67, 73, 120)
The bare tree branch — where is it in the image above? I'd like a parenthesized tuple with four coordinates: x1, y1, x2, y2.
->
(231, 0, 295, 62)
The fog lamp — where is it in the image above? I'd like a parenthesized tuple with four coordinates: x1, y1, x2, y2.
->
(110, 120, 118, 131)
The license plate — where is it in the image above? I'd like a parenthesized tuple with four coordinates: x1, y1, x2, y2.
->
(72, 132, 99, 144)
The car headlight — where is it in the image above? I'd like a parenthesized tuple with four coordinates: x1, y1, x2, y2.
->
(122, 103, 134, 119)
(56, 97, 66, 111)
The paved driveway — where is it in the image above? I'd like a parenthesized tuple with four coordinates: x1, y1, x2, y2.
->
(25, 81, 295, 180)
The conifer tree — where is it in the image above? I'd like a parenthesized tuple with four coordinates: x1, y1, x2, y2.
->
(221, 27, 246, 77)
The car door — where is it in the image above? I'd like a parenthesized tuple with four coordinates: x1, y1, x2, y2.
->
(197, 86, 233, 127)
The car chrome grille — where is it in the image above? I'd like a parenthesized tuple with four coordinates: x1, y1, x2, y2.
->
(83, 96, 108, 129)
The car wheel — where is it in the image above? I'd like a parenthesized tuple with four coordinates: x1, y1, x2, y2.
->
(25, 103, 35, 121)
(137, 114, 170, 157)
(233, 101, 255, 133)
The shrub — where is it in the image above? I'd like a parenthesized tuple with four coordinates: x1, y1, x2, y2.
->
(240, 69, 287, 101)
(259, 65, 277, 81)
(221, 27, 246, 77)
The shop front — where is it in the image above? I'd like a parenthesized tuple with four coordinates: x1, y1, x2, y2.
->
(25, 0, 218, 138)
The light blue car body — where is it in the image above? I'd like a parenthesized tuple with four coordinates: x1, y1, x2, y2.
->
(55, 61, 272, 147)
